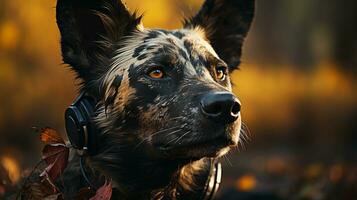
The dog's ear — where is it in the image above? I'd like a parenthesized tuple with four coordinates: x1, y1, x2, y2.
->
(56, 0, 141, 83)
(185, 0, 255, 71)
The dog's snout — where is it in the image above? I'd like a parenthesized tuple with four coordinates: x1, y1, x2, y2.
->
(200, 92, 241, 123)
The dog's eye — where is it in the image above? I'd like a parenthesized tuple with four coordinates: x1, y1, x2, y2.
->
(148, 68, 165, 79)
(215, 66, 227, 81)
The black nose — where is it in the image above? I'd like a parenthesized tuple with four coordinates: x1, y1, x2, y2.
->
(200, 92, 241, 123)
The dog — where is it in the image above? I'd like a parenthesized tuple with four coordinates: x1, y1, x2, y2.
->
(50, 0, 255, 199)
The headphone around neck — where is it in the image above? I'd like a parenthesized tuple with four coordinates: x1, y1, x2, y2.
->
(65, 92, 97, 155)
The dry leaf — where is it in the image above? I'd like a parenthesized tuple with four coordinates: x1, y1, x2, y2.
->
(40, 128, 65, 144)
(21, 128, 68, 199)
(89, 181, 112, 200)
(40, 144, 69, 182)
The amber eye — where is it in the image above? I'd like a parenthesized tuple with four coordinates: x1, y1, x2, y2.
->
(148, 68, 165, 79)
(215, 66, 227, 81)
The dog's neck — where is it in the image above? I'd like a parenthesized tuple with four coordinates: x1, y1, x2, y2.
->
(90, 144, 211, 199)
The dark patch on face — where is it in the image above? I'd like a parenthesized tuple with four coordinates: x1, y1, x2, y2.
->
(146, 51, 179, 70)
(144, 31, 160, 40)
(190, 57, 204, 69)
(104, 74, 123, 110)
(146, 45, 158, 51)
(183, 39, 194, 54)
(158, 29, 170, 35)
(137, 53, 148, 61)
(198, 55, 209, 67)
(155, 44, 178, 57)
(182, 39, 207, 68)
(173, 31, 185, 39)
(166, 38, 175, 45)
(181, 39, 218, 72)
(178, 48, 189, 60)
(133, 45, 147, 58)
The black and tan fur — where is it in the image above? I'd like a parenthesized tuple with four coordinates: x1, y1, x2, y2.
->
(54, 0, 255, 199)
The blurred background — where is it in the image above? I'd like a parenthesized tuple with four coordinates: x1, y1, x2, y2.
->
(0, 0, 356, 199)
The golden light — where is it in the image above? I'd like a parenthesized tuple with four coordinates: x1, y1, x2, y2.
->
(236, 174, 257, 192)
(1, 156, 20, 184)
(0, 21, 19, 50)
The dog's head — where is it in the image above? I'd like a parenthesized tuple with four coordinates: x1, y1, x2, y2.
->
(57, 0, 254, 161)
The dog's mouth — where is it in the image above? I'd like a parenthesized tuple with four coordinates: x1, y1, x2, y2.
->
(155, 129, 238, 159)
(147, 110, 242, 160)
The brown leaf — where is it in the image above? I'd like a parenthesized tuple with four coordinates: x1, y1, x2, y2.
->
(40, 144, 69, 182)
(40, 128, 65, 144)
(89, 181, 112, 200)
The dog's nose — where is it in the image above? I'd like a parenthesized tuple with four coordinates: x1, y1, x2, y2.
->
(200, 91, 241, 123)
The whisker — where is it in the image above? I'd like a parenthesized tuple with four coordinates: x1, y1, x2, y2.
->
(150, 125, 182, 137)
(168, 116, 185, 121)
(171, 130, 191, 145)
(135, 123, 188, 149)
(241, 122, 251, 140)
(238, 122, 251, 150)
(238, 139, 246, 151)
(165, 129, 184, 137)
(223, 154, 233, 166)
(134, 126, 182, 149)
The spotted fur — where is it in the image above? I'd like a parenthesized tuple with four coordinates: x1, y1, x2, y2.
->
(55, 0, 255, 199)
